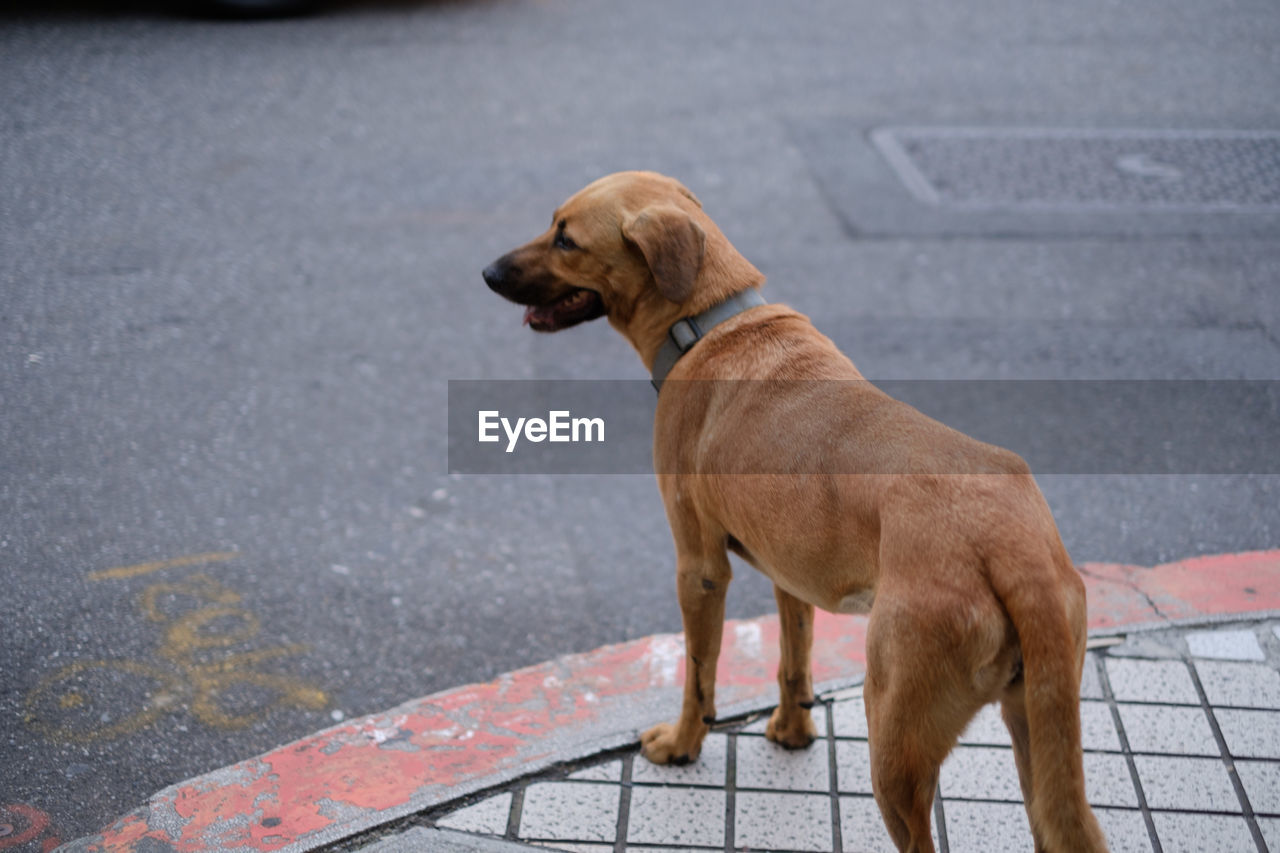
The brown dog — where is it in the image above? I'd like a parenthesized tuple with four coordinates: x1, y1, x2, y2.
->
(483, 171, 1108, 853)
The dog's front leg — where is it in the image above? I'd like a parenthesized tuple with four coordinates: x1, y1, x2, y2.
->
(640, 550, 730, 765)
(766, 585, 818, 748)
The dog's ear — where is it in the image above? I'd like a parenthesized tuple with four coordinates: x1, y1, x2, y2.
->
(622, 205, 706, 304)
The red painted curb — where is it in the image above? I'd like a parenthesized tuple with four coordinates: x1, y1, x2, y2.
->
(1079, 548, 1280, 631)
(68, 549, 1279, 853)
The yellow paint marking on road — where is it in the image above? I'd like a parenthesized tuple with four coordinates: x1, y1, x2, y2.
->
(88, 551, 240, 581)
(27, 557, 330, 743)
(140, 575, 240, 622)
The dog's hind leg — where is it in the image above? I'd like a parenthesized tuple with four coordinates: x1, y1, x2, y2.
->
(863, 604, 981, 853)
(765, 584, 818, 749)
(1001, 685, 1049, 852)
(989, 550, 1109, 852)
(640, 545, 731, 765)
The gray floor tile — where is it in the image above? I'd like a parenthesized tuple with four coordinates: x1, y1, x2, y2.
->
(362, 828, 544, 853)
(1214, 708, 1280, 759)
(1150, 812, 1257, 853)
(1081, 700, 1123, 751)
(534, 844, 611, 853)
(1081, 653, 1104, 700)
(734, 791, 833, 852)
(436, 792, 512, 835)
(1117, 704, 1219, 756)
(567, 760, 621, 782)
(1107, 658, 1200, 705)
(1186, 628, 1265, 661)
(838, 796, 902, 853)
(1094, 807, 1155, 853)
(958, 703, 1012, 746)
(735, 733, 831, 792)
(941, 801, 1031, 852)
(1085, 752, 1140, 807)
(626, 786, 725, 848)
(518, 782, 619, 843)
(1194, 660, 1280, 708)
(1132, 755, 1241, 812)
(941, 746, 1023, 802)
(835, 740, 875, 795)
(831, 695, 869, 738)
(630, 732, 727, 787)
(1258, 817, 1280, 853)
(1236, 760, 1280, 815)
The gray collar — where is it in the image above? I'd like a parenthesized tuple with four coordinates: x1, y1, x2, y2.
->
(650, 289, 767, 391)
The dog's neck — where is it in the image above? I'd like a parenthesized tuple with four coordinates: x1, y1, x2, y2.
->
(647, 289, 767, 390)
(610, 237, 766, 372)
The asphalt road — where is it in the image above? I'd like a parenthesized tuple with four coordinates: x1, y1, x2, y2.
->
(2, 0, 1278, 843)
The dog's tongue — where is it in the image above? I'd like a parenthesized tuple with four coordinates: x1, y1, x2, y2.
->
(523, 291, 591, 327)
(522, 305, 544, 326)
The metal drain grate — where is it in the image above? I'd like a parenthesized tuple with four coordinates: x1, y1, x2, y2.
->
(872, 127, 1280, 211)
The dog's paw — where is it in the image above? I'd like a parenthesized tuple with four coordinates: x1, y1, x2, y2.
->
(765, 706, 818, 750)
(640, 722, 701, 766)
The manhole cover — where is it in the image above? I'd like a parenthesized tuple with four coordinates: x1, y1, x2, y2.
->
(871, 127, 1280, 211)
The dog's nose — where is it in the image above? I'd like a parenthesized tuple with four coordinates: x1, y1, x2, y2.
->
(482, 259, 508, 292)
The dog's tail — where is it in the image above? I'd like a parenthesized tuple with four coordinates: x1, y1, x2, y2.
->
(988, 544, 1110, 852)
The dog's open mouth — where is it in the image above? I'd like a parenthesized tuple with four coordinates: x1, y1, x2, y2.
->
(522, 288, 605, 332)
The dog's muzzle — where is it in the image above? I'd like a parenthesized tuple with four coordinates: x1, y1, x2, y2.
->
(482, 254, 606, 332)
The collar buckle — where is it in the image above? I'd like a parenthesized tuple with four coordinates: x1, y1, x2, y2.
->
(668, 316, 703, 353)
(651, 289, 766, 392)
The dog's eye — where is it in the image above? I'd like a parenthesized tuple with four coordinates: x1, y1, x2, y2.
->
(554, 222, 579, 251)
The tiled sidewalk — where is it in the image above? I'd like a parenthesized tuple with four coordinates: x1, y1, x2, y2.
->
(391, 620, 1280, 853)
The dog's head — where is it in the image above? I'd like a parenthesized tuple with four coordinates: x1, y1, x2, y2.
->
(482, 171, 762, 346)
